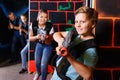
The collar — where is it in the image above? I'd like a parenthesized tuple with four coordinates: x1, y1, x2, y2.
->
(38, 25, 46, 30)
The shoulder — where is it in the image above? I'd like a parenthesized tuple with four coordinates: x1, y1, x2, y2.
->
(84, 48, 97, 56)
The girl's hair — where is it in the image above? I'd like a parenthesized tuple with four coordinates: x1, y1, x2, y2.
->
(37, 9, 48, 21)
(75, 6, 98, 24)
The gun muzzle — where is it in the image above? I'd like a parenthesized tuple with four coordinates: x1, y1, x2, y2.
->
(60, 47, 68, 57)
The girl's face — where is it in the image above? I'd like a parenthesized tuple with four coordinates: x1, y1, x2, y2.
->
(74, 13, 94, 36)
(20, 16, 27, 24)
(38, 12, 48, 26)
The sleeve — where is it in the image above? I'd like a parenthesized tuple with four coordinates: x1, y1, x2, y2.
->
(83, 48, 98, 68)
(17, 17, 21, 26)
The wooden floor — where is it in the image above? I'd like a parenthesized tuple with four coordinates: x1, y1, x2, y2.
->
(0, 60, 52, 80)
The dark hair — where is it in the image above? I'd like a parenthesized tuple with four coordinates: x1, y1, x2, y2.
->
(8, 12, 14, 16)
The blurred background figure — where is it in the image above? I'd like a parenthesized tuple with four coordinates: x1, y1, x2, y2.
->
(8, 12, 26, 63)
(19, 13, 29, 74)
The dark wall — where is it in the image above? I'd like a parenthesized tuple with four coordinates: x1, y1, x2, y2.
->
(0, 0, 28, 63)
(95, 0, 120, 80)
(0, 7, 10, 63)
(0, 0, 28, 17)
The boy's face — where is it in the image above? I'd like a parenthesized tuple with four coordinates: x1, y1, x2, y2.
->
(74, 13, 94, 36)
(9, 13, 16, 21)
(38, 12, 48, 25)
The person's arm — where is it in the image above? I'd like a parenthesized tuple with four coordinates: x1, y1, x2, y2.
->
(13, 26, 19, 30)
(19, 23, 28, 34)
(9, 22, 19, 30)
(60, 48, 97, 80)
(66, 54, 93, 80)
(21, 28, 27, 34)
(53, 31, 67, 46)
(53, 31, 68, 55)
(8, 22, 13, 30)
(29, 28, 41, 42)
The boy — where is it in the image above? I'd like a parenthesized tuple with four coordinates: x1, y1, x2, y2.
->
(51, 6, 98, 80)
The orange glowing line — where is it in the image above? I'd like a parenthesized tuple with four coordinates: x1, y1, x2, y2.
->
(111, 71, 113, 80)
(96, 68, 120, 70)
(94, 0, 97, 10)
(29, 50, 34, 52)
(100, 46, 120, 48)
(30, 9, 39, 12)
(38, 1, 40, 10)
(99, 17, 120, 19)
(111, 19, 115, 47)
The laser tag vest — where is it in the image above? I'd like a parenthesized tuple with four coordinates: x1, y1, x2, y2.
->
(32, 20, 53, 36)
(56, 29, 97, 80)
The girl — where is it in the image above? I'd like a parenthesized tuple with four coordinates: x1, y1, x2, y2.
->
(30, 9, 54, 80)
